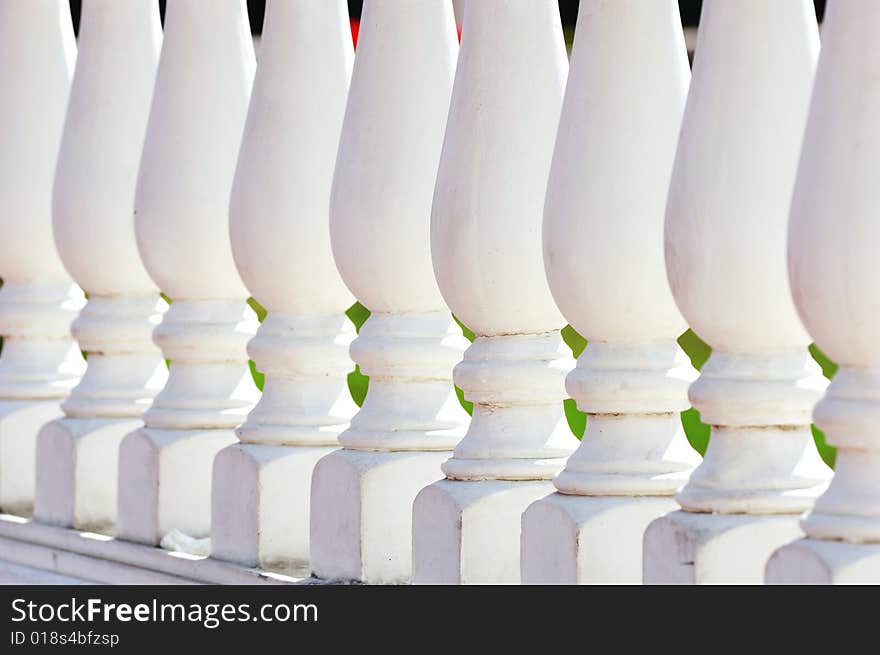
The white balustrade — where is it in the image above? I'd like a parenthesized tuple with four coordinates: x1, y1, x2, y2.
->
(2, 0, 879, 588)
(116, 0, 259, 546)
(412, 0, 578, 584)
(310, 0, 468, 584)
(643, 0, 830, 584)
(0, 0, 84, 517)
(520, 0, 698, 585)
(767, 0, 880, 584)
(211, 0, 356, 575)
(34, 0, 166, 535)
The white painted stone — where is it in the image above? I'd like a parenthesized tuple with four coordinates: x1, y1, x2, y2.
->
(36, 418, 142, 534)
(34, 0, 166, 533)
(520, 0, 696, 584)
(413, 0, 578, 585)
(0, 514, 305, 584)
(644, 0, 830, 584)
(412, 480, 551, 585)
(451, 0, 466, 24)
(212, 445, 334, 576)
(766, 539, 880, 585)
(523, 495, 681, 585)
(0, 402, 72, 517)
(0, 1, 84, 516)
(117, 0, 259, 545)
(311, 0, 468, 584)
(644, 510, 803, 584)
(211, 0, 356, 573)
(767, 1, 880, 583)
(312, 449, 449, 584)
(117, 428, 236, 546)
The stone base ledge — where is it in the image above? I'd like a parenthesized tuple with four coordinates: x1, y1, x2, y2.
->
(0, 514, 306, 585)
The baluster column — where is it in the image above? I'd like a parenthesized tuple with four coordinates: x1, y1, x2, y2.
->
(643, 0, 830, 584)
(310, 0, 469, 584)
(210, 0, 356, 575)
(116, 0, 259, 546)
(767, 1, 880, 584)
(520, 0, 698, 584)
(34, 0, 166, 534)
(412, 0, 579, 584)
(0, 0, 84, 517)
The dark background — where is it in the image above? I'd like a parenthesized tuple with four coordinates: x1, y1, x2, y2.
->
(65, 1, 829, 35)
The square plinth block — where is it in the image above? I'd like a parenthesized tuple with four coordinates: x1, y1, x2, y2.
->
(310, 448, 449, 584)
(116, 427, 237, 546)
(0, 399, 64, 517)
(643, 510, 804, 584)
(35, 417, 142, 534)
(765, 538, 880, 584)
(521, 493, 680, 584)
(211, 442, 336, 577)
(412, 478, 556, 584)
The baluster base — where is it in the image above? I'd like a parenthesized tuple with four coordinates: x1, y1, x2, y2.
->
(211, 443, 334, 577)
(643, 509, 804, 584)
(0, 399, 65, 517)
(412, 478, 555, 584)
(766, 538, 880, 584)
(34, 417, 142, 534)
(520, 493, 679, 584)
(310, 449, 449, 584)
(116, 427, 236, 546)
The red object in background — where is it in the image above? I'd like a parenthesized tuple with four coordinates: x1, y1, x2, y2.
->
(348, 19, 463, 50)
(350, 18, 359, 48)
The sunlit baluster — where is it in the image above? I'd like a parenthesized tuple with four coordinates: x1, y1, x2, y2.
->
(412, 0, 579, 584)
(211, 0, 356, 576)
(34, 0, 166, 535)
(116, 0, 259, 546)
(643, 0, 830, 584)
(521, 0, 698, 585)
(0, 0, 84, 517)
(310, 0, 468, 584)
(767, 0, 880, 584)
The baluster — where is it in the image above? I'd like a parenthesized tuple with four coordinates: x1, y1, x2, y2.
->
(642, 0, 830, 584)
(520, 0, 698, 584)
(452, 0, 466, 23)
(34, 0, 166, 534)
(310, 0, 467, 584)
(412, 0, 578, 584)
(0, 0, 84, 517)
(211, 0, 355, 575)
(766, 1, 880, 584)
(116, 0, 259, 545)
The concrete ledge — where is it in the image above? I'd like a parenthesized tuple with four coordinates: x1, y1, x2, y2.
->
(0, 514, 304, 585)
